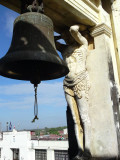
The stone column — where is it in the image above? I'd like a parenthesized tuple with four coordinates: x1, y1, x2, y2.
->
(111, 0, 120, 55)
(111, 0, 120, 86)
(88, 23, 118, 158)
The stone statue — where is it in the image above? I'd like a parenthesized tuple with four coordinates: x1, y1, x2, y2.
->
(55, 25, 91, 160)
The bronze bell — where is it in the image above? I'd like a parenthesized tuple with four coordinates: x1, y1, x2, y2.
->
(0, 12, 68, 84)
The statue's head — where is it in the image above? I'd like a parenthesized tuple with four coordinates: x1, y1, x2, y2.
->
(81, 30, 89, 41)
(61, 30, 75, 45)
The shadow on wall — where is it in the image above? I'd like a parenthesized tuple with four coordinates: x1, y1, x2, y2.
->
(66, 105, 119, 160)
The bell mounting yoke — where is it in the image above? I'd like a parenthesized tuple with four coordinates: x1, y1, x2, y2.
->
(21, 0, 44, 14)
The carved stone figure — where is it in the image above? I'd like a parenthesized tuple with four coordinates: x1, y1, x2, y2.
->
(55, 25, 91, 160)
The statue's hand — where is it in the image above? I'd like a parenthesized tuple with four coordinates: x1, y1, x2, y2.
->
(70, 24, 87, 33)
(69, 24, 88, 45)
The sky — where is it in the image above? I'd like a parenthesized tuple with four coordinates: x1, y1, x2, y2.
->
(0, 5, 67, 131)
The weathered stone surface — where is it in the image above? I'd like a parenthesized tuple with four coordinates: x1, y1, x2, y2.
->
(88, 23, 118, 158)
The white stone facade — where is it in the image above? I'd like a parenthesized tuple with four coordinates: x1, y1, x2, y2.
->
(0, 129, 68, 160)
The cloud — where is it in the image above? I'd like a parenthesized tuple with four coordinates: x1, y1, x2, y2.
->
(5, 11, 19, 36)
(0, 100, 32, 109)
(0, 82, 66, 109)
(0, 82, 63, 95)
(0, 83, 33, 95)
(5, 15, 14, 34)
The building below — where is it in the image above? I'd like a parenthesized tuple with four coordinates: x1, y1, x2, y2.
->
(0, 129, 69, 160)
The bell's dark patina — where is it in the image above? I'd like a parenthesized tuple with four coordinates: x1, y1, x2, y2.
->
(0, 12, 68, 84)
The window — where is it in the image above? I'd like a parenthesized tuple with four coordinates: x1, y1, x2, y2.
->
(12, 149, 19, 160)
(55, 150, 69, 160)
(35, 149, 47, 160)
(13, 136, 15, 142)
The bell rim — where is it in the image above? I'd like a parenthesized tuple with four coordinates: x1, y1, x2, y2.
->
(0, 65, 69, 81)
(0, 53, 69, 81)
(1, 50, 67, 66)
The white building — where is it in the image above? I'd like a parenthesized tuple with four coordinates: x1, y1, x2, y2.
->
(63, 129, 68, 135)
(0, 129, 69, 160)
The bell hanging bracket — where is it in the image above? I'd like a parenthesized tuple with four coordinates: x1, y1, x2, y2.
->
(21, 0, 44, 14)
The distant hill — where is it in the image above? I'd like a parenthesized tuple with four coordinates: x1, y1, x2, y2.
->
(35, 126, 67, 135)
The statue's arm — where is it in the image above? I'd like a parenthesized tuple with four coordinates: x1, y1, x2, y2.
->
(69, 25, 88, 46)
(54, 36, 66, 53)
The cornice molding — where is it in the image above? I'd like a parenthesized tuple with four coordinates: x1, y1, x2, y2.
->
(90, 23, 112, 37)
(64, 0, 99, 25)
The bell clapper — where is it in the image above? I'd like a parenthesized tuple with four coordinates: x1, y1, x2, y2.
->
(32, 83, 39, 123)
